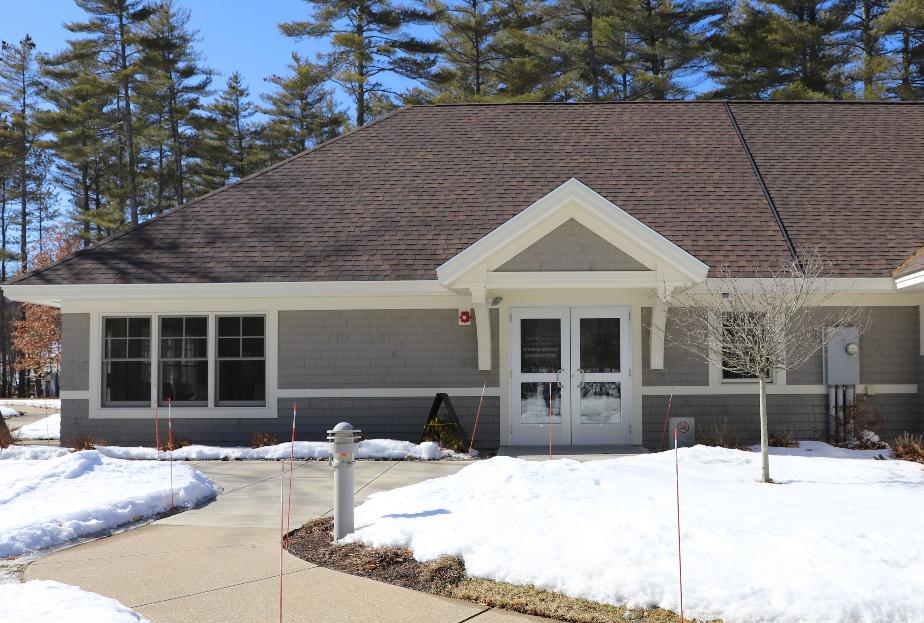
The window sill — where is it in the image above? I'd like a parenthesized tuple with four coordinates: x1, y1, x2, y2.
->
(90, 406, 277, 419)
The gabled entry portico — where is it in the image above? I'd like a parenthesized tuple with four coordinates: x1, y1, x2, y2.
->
(437, 178, 710, 446)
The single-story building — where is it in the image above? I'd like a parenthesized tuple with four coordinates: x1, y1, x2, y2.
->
(4, 101, 924, 450)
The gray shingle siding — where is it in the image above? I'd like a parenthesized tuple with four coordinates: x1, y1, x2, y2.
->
(60, 396, 499, 449)
(497, 219, 649, 272)
(61, 314, 90, 392)
(788, 306, 919, 385)
(278, 309, 499, 389)
(641, 307, 709, 387)
(642, 392, 920, 449)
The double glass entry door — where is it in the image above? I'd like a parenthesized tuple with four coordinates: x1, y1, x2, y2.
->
(511, 307, 630, 446)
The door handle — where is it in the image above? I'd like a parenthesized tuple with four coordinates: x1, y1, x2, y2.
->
(556, 369, 563, 388)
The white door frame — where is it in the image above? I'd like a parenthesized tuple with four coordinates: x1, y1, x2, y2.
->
(569, 306, 631, 445)
(509, 307, 571, 446)
(509, 305, 631, 446)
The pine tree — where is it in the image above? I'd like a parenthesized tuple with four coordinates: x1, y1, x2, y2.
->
(205, 72, 259, 183)
(0, 36, 44, 271)
(66, 0, 155, 226)
(710, 0, 854, 99)
(620, 0, 729, 99)
(878, 0, 924, 98)
(427, 0, 511, 98)
(279, 0, 440, 126)
(137, 0, 212, 213)
(708, 1, 788, 97)
(847, 0, 893, 97)
(260, 53, 347, 162)
(40, 40, 120, 241)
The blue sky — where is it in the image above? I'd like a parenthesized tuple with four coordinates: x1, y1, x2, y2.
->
(0, 0, 407, 116)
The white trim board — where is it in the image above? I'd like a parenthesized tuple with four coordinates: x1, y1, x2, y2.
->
(895, 270, 924, 291)
(277, 387, 501, 398)
(3, 280, 458, 307)
(641, 384, 918, 396)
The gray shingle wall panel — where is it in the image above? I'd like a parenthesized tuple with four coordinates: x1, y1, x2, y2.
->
(642, 392, 921, 450)
(497, 219, 648, 272)
(641, 307, 709, 387)
(61, 314, 90, 392)
(278, 309, 499, 390)
(59, 396, 500, 450)
(789, 306, 920, 385)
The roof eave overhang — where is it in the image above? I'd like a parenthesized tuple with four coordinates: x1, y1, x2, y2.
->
(2, 280, 459, 308)
(895, 270, 924, 291)
(436, 177, 710, 289)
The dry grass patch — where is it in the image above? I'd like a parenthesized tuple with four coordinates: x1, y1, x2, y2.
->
(287, 518, 717, 623)
(250, 432, 279, 448)
(71, 433, 105, 450)
(768, 430, 799, 448)
(892, 432, 924, 464)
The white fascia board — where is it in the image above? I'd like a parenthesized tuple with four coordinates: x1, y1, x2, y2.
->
(3, 280, 455, 307)
(895, 270, 924, 291)
(436, 177, 709, 286)
(694, 277, 899, 294)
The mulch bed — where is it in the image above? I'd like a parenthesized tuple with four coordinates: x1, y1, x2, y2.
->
(286, 518, 717, 623)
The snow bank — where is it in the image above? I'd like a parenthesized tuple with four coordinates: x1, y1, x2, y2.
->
(12, 413, 60, 440)
(349, 446, 924, 623)
(0, 398, 60, 409)
(96, 439, 460, 461)
(0, 450, 219, 557)
(0, 445, 69, 460)
(0, 406, 20, 418)
(755, 440, 890, 460)
(0, 581, 150, 622)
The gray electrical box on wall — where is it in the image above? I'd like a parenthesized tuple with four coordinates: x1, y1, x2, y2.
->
(824, 327, 860, 385)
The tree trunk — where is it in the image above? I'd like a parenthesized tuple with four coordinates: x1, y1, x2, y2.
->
(759, 377, 771, 483)
(19, 63, 28, 273)
(118, 11, 139, 225)
(587, 11, 599, 100)
(355, 11, 366, 127)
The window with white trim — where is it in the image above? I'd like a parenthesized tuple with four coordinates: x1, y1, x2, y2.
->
(159, 316, 208, 406)
(102, 317, 151, 406)
(720, 312, 771, 382)
(216, 315, 266, 406)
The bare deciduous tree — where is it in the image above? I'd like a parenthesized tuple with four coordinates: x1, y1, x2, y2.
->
(658, 252, 868, 483)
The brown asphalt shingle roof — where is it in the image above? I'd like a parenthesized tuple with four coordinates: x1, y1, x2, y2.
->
(11, 101, 924, 285)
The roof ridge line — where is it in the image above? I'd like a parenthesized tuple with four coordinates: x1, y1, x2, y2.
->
(7, 106, 415, 285)
(723, 101, 802, 270)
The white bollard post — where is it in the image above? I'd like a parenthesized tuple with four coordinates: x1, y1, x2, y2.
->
(327, 422, 361, 540)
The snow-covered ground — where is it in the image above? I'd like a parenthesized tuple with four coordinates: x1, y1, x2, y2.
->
(12, 413, 60, 440)
(757, 439, 890, 460)
(0, 581, 150, 622)
(0, 439, 467, 462)
(0, 398, 60, 410)
(95, 439, 464, 461)
(0, 405, 20, 417)
(0, 450, 219, 558)
(0, 445, 69, 460)
(349, 445, 924, 623)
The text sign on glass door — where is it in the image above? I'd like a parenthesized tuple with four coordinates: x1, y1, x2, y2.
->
(520, 319, 561, 373)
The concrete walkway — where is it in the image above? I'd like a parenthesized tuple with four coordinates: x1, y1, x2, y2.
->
(25, 459, 553, 623)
